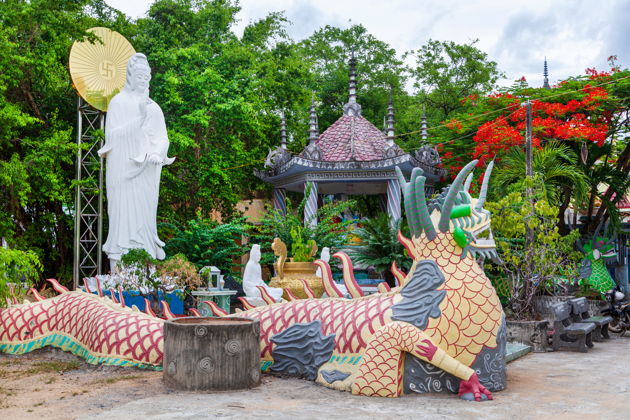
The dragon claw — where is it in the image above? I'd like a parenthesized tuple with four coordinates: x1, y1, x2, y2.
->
(415, 339, 438, 361)
(458, 373, 493, 402)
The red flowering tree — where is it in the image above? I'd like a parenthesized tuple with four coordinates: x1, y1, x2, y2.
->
(431, 60, 630, 233)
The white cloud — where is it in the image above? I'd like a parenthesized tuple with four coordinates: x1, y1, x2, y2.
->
(105, 0, 629, 89)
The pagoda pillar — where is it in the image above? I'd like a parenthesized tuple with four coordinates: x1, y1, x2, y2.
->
(386, 178, 401, 225)
(273, 188, 287, 217)
(304, 181, 318, 227)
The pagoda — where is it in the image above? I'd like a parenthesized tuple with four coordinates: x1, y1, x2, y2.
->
(255, 54, 445, 226)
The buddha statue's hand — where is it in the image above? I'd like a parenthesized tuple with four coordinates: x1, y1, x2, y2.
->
(148, 154, 162, 165)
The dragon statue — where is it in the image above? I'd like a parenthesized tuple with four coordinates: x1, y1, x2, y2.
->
(578, 228, 617, 294)
(0, 161, 505, 401)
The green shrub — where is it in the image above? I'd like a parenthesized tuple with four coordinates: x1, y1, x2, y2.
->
(160, 215, 249, 281)
(347, 213, 411, 285)
(0, 247, 42, 306)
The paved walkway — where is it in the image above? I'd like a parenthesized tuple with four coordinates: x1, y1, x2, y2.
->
(82, 336, 630, 420)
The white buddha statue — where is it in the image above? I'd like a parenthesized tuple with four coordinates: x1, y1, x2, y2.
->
(98, 53, 174, 271)
(243, 244, 283, 304)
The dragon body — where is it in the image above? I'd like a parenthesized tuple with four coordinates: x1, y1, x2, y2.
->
(0, 289, 164, 368)
(0, 161, 506, 401)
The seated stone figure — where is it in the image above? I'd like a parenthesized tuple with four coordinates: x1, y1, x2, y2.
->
(243, 244, 283, 305)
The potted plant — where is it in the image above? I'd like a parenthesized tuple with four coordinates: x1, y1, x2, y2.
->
(283, 225, 318, 274)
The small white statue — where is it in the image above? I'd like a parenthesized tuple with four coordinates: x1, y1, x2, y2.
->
(315, 247, 330, 277)
(98, 53, 175, 271)
(243, 244, 283, 303)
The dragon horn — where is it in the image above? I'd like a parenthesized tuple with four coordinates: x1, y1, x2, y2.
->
(143, 298, 157, 317)
(95, 276, 104, 297)
(414, 173, 437, 240)
(464, 173, 474, 193)
(475, 160, 494, 210)
(117, 286, 126, 308)
(396, 166, 422, 237)
(83, 278, 92, 294)
(29, 288, 45, 302)
(438, 160, 478, 232)
(160, 300, 176, 319)
(46, 278, 69, 294)
(284, 288, 300, 301)
(109, 289, 119, 304)
(377, 282, 391, 293)
(391, 261, 406, 287)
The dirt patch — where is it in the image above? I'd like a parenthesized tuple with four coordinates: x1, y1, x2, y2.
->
(3, 337, 630, 419)
(0, 348, 163, 419)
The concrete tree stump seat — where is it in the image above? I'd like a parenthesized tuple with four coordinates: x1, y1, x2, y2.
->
(569, 297, 612, 341)
(551, 303, 596, 353)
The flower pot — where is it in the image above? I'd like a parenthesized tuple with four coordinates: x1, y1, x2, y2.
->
(269, 260, 323, 299)
(282, 261, 317, 275)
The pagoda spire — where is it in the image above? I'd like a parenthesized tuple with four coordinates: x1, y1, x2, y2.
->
(543, 57, 550, 89)
(386, 87, 395, 146)
(421, 106, 428, 141)
(308, 93, 319, 145)
(280, 110, 287, 149)
(343, 50, 362, 116)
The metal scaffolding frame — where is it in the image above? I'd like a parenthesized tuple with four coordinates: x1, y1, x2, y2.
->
(73, 97, 105, 289)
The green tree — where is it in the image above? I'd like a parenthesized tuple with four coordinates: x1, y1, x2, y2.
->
(134, 0, 312, 222)
(298, 24, 409, 136)
(0, 0, 134, 282)
(409, 39, 502, 124)
(486, 189, 582, 320)
(494, 141, 589, 230)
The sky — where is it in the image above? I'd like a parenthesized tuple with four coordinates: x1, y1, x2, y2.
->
(104, 0, 630, 90)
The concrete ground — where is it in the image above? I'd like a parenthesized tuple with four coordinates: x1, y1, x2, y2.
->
(2, 336, 630, 420)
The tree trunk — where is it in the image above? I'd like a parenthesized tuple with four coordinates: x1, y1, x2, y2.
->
(163, 317, 261, 391)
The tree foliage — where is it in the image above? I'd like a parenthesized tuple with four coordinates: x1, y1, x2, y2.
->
(486, 189, 582, 320)
(0, 0, 132, 282)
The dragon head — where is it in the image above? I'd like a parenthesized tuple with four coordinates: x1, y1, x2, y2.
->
(583, 236, 617, 262)
(577, 225, 617, 294)
(396, 160, 499, 263)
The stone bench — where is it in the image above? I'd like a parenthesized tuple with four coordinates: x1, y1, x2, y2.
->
(551, 302, 596, 353)
(569, 297, 612, 341)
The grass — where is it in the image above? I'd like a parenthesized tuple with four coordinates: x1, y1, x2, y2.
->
(24, 361, 81, 375)
(91, 374, 143, 385)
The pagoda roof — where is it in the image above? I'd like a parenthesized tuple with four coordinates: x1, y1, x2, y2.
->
(302, 114, 402, 162)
